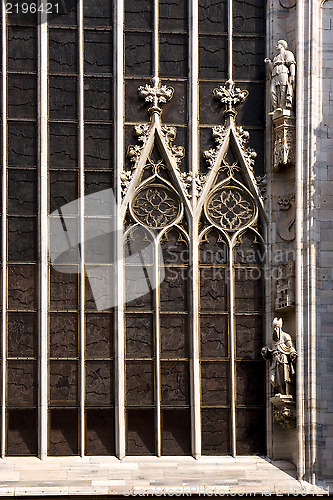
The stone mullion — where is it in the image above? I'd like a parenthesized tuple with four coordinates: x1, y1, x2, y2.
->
(114, 0, 126, 459)
(1, 3, 7, 459)
(155, 239, 161, 457)
(37, 3, 49, 459)
(189, 0, 201, 459)
(78, 0, 86, 457)
(229, 240, 236, 457)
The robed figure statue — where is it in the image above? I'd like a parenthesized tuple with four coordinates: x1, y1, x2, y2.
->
(265, 40, 296, 112)
(262, 317, 297, 396)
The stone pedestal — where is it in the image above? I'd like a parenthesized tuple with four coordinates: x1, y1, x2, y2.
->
(271, 394, 296, 428)
(272, 109, 296, 171)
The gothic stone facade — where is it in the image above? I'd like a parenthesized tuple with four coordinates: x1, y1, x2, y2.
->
(0, 0, 332, 495)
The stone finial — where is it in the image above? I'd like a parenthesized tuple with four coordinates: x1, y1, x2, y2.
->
(213, 80, 248, 114)
(138, 78, 174, 115)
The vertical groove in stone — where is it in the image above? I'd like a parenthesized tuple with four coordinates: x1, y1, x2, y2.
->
(296, 0, 305, 480)
(265, 0, 274, 461)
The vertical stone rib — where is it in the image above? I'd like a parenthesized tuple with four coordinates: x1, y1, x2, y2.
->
(228, 0, 234, 82)
(1, 3, 7, 460)
(78, 0, 86, 457)
(296, 0, 305, 481)
(38, 3, 48, 459)
(153, 0, 160, 83)
(189, 0, 201, 459)
(114, 0, 126, 459)
(229, 241, 237, 457)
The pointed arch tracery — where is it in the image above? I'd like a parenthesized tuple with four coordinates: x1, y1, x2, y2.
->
(121, 74, 267, 457)
(122, 100, 192, 455)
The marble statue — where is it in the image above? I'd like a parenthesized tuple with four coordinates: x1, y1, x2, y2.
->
(262, 317, 297, 396)
(265, 40, 296, 112)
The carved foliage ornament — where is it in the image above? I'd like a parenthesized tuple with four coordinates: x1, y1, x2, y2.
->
(206, 186, 256, 231)
(122, 80, 186, 198)
(124, 128, 185, 198)
(213, 80, 249, 110)
(273, 116, 296, 171)
(127, 124, 151, 166)
(138, 82, 174, 115)
(235, 126, 257, 172)
(120, 170, 134, 196)
(203, 125, 257, 177)
(256, 175, 267, 200)
(161, 126, 185, 165)
(203, 125, 228, 169)
(127, 125, 184, 169)
(176, 172, 207, 199)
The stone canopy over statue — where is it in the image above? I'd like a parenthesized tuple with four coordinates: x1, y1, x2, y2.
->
(262, 317, 297, 397)
(265, 40, 296, 113)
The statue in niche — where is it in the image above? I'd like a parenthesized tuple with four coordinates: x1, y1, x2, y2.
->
(262, 317, 297, 396)
(265, 40, 296, 112)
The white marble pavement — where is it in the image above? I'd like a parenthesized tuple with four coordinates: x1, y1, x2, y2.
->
(0, 456, 328, 496)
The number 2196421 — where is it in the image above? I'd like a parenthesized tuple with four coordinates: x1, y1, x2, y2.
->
(5, 2, 59, 13)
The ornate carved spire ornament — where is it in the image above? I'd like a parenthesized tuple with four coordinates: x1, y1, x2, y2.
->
(202, 79, 267, 219)
(138, 77, 174, 115)
(120, 0, 192, 211)
(121, 75, 191, 217)
(213, 79, 249, 113)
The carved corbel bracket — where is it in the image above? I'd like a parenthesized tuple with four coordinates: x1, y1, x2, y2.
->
(272, 111, 296, 171)
(256, 175, 267, 200)
(271, 394, 296, 429)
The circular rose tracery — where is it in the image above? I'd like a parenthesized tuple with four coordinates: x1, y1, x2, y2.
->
(131, 185, 181, 229)
(206, 187, 255, 231)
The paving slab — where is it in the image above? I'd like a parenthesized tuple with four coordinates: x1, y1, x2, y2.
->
(0, 456, 328, 495)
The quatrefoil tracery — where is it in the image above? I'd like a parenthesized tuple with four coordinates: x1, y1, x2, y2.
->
(131, 184, 181, 229)
(206, 186, 256, 232)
